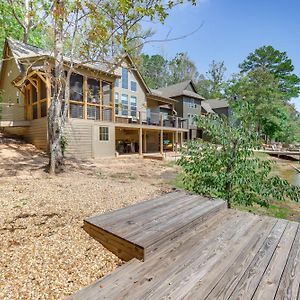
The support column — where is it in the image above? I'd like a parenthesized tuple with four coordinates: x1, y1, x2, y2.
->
(139, 128, 143, 157)
(180, 132, 184, 148)
(143, 130, 147, 153)
(160, 130, 163, 156)
(172, 132, 175, 152)
(83, 76, 88, 120)
(175, 130, 179, 155)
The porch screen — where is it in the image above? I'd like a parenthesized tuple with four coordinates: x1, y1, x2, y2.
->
(87, 78, 100, 103)
(70, 73, 83, 102)
(69, 73, 83, 118)
(102, 81, 112, 106)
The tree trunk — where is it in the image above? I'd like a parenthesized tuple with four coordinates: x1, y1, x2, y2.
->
(48, 1, 65, 175)
(23, 0, 29, 43)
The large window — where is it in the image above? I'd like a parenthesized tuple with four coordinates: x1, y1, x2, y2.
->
(122, 68, 128, 89)
(130, 96, 137, 117)
(99, 126, 109, 141)
(121, 94, 128, 116)
(115, 92, 119, 115)
(131, 81, 137, 92)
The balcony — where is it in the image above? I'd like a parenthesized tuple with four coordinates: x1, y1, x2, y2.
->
(115, 111, 189, 130)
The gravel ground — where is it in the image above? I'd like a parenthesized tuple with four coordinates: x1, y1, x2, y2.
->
(0, 140, 176, 299)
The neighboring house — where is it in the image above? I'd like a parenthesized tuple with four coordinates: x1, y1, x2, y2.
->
(201, 99, 230, 116)
(0, 38, 188, 158)
(156, 80, 205, 139)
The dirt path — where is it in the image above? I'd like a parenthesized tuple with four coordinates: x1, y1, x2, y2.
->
(0, 140, 177, 299)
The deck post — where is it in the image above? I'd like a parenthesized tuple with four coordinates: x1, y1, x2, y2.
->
(160, 130, 164, 156)
(180, 132, 183, 148)
(83, 76, 87, 120)
(172, 132, 175, 152)
(139, 129, 143, 157)
(175, 130, 178, 155)
(143, 130, 147, 153)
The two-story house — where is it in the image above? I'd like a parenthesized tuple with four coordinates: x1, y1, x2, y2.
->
(0, 38, 188, 158)
(156, 80, 205, 139)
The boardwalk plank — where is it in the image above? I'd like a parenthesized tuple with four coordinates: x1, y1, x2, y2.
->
(252, 222, 299, 300)
(184, 216, 276, 299)
(81, 210, 238, 300)
(275, 224, 300, 300)
(86, 191, 187, 227)
(228, 219, 288, 300)
(118, 212, 254, 300)
(71, 191, 300, 300)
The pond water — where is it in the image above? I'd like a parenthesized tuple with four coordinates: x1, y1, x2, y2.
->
(277, 167, 300, 187)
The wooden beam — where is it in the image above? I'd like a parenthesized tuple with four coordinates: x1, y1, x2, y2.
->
(139, 128, 143, 157)
(112, 81, 115, 122)
(160, 130, 164, 156)
(143, 130, 147, 153)
(83, 76, 88, 120)
(180, 131, 183, 148)
(46, 76, 51, 109)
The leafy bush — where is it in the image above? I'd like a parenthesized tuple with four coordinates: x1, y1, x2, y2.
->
(178, 114, 300, 208)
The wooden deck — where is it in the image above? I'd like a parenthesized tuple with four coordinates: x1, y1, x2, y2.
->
(70, 191, 300, 300)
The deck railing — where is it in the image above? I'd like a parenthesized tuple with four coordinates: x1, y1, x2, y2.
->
(115, 111, 189, 129)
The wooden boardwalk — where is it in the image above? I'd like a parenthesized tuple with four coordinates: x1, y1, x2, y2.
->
(70, 191, 300, 300)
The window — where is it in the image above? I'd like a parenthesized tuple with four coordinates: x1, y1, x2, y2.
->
(87, 78, 100, 103)
(131, 81, 137, 92)
(188, 99, 195, 108)
(99, 126, 109, 141)
(121, 94, 128, 116)
(70, 73, 83, 102)
(122, 68, 128, 89)
(115, 78, 119, 87)
(115, 92, 119, 115)
(130, 96, 137, 117)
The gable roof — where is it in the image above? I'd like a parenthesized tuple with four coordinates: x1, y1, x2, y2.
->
(158, 80, 205, 100)
(203, 99, 229, 109)
(5, 37, 116, 76)
(201, 101, 215, 114)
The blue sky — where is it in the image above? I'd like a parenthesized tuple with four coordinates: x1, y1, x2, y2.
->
(142, 0, 300, 111)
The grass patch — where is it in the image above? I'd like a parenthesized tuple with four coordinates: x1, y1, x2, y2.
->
(233, 202, 290, 220)
(170, 172, 186, 190)
(110, 172, 137, 180)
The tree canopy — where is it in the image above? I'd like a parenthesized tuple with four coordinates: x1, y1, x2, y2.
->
(195, 60, 226, 99)
(239, 45, 300, 100)
(178, 113, 300, 209)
